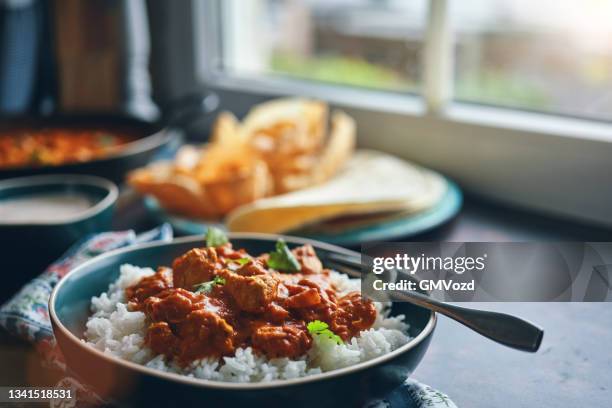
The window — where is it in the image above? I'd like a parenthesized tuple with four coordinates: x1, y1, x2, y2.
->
(451, 0, 612, 121)
(212, 0, 612, 122)
(193, 0, 612, 227)
(220, 0, 427, 93)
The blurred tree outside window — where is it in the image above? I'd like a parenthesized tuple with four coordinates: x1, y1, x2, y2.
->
(221, 0, 612, 121)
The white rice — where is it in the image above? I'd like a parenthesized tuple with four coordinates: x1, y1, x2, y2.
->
(83, 264, 410, 383)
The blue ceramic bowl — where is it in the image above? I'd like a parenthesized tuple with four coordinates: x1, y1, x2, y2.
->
(0, 175, 117, 298)
(49, 234, 436, 408)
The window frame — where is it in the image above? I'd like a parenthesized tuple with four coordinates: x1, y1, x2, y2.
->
(186, 0, 612, 227)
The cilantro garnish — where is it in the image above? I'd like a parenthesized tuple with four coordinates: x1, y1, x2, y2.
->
(267, 239, 300, 272)
(307, 320, 343, 345)
(205, 227, 228, 247)
(98, 134, 115, 147)
(234, 257, 251, 266)
(193, 276, 226, 294)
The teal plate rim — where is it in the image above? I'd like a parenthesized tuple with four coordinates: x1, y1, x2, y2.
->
(143, 178, 462, 246)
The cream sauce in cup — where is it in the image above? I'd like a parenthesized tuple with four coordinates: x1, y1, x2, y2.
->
(0, 193, 93, 223)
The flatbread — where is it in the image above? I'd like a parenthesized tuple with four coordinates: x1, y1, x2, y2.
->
(225, 150, 448, 233)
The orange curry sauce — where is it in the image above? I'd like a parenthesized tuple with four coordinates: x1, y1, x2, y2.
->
(125, 243, 376, 364)
(0, 128, 134, 169)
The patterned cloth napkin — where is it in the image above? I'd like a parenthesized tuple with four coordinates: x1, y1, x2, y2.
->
(0, 226, 456, 408)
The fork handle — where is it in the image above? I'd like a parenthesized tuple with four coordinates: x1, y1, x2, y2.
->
(392, 290, 544, 352)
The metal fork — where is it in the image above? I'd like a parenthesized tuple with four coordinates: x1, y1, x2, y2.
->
(324, 252, 544, 353)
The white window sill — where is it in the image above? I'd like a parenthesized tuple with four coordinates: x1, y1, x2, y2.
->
(444, 103, 612, 143)
(204, 71, 427, 116)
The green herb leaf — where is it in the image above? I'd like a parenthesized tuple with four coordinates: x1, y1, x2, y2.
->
(234, 257, 251, 266)
(205, 227, 228, 247)
(98, 133, 115, 147)
(307, 320, 328, 333)
(193, 275, 226, 294)
(307, 320, 343, 345)
(267, 239, 300, 272)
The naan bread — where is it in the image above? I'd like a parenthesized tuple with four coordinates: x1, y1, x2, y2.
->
(225, 150, 447, 233)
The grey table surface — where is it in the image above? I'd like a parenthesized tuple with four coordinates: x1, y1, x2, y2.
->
(405, 198, 612, 408)
(414, 302, 611, 407)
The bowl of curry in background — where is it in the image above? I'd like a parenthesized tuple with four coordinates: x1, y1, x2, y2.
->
(0, 114, 180, 184)
(49, 234, 436, 408)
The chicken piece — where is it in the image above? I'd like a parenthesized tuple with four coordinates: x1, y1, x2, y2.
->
(178, 309, 235, 359)
(221, 244, 255, 272)
(146, 322, 179, 357)
(291, 244, 323, 274)
(235, 259, 267, 276)
(330, 292, 377, 341)
(172, 248, 220, 290)
(222, 269, 279, 313)
(216, 243, 249, 261)
(251, 323, 312, 359)
(126, 267, 172, 304)
(263, 302, 291, 322)
(144, 288, 203, 323)
(284, 287, 321, 309)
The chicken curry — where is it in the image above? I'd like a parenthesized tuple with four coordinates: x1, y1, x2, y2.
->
(125, 230, 376, 364)
(0, 127, 134, 169)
